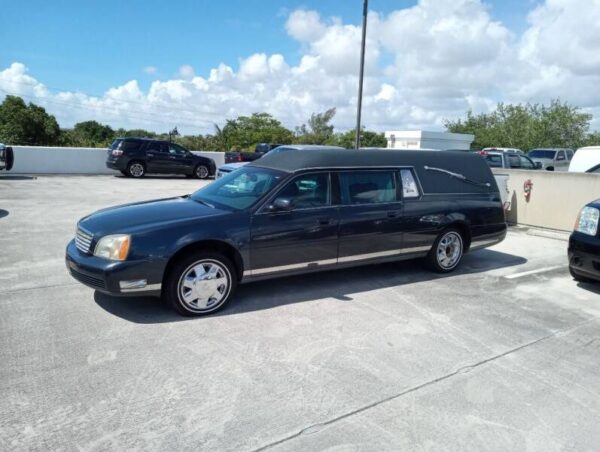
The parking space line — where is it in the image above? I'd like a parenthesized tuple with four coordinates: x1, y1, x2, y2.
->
(504, 265, 567, 280)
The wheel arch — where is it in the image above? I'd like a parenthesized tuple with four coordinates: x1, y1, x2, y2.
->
(163, 239, 245, 285)
(447, 221, 472, 252)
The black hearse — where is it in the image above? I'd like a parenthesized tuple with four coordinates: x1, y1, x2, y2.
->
(569, 200, 600, 283)
(66, 148, 507, 316)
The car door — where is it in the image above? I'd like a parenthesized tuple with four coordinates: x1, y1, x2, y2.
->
(249, 172, 339, 276)
(145, 141, 169, 173)
(555, 150, 568, 170)
(168, 143, 194, 174)
(519, 155, 536, 170)
(336, 169, 404, 264)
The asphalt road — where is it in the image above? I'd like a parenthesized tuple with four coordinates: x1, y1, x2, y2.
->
(1, 175, 599, 451)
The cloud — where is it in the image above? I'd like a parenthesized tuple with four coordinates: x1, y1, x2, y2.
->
(143, 66, 157, 75)
(178, 65, 195, 80)
(1, 0, 599, 134)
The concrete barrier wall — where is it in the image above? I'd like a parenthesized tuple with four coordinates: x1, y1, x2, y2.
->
(10, 146, 225, 174)
(493, 168, 600, 231)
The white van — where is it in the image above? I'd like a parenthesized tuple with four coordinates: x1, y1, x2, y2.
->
(569, 146, 600, 173)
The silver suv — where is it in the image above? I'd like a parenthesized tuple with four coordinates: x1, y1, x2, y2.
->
(479, 150, 540, 170)
(528, 148, 573, 171)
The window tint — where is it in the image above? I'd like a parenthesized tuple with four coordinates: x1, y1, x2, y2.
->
(556, 151, 566, 161)
(115, 140, 142, 152)
(400, 169, 420, 198)
(277, 173, 329, 209)
(528, 150, 555, 159)
(507, 155, 522, 168)
(485, 155, 503, 167)
(339, 171, 397, 205)
(519, 156, 535, 169)
(169, 144, 187, 156)
(567, 150, 574, 160)
(147, 141, 167, 153)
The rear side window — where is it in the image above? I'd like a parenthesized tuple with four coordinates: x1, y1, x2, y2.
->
(110, 139, 122, 150)
(147, 141, 168, 153)
(567, 150, 574, 160)
(400, 169, 420, 198)
(485, 155, 503, 167)
(339, 171, 397, 205)
(115, 140, 143, 152)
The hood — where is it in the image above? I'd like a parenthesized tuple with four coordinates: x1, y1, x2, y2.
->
(79, 196, 228, 236)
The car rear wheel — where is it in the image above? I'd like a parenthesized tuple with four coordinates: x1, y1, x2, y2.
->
(127, 161, 145, 178)
(195, 165, 210, 179)
(164, 252, 237, 316)
(426, 228, 464, 273)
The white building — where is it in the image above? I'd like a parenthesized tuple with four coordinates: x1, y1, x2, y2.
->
(384, 130, 474, 151)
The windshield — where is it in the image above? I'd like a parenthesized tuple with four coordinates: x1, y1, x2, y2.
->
(191, 166, 285, 210)
(529, 150, 556, 159)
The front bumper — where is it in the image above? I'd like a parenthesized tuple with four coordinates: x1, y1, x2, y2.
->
(65, 240, 163, 296)
(568, 232, 600, 282)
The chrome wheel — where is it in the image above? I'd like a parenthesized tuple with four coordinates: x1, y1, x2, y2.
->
(196, 165, 209, 179)
(436, 231, 463, 270)
(177, 260, 231, 312)
(129, 163, 145, 177)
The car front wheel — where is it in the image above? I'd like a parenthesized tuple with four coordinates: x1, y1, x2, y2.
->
(195, 165, 210, 179)
(164, 252, 237, 316)
(426, 228, 464, 273)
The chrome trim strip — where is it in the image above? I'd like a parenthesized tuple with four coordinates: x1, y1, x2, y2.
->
(246, 246, 431, 277)
(470, 237, 503, 249)
(338, 246, 430, 263)
(120, 283, 162, 293)
(251, 258, 337, 276)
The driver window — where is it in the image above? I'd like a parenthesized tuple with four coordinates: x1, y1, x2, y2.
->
(519, 156, 535, 169)
(277, 173, 329, 209)
(556, 151, 565, 161)
(169, 144, 186, 156)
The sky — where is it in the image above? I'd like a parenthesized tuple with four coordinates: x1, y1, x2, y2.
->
(1, 0, 599, 135)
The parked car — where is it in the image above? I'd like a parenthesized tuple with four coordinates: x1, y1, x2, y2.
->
(569, 146, 600, 173)
(224, 143, 283, 164)
(569, 200, 600, 283)
(106, 137, 216, 179)
(479, 150, 540, 170)
(67, 148, 507, 316)
(482, 147, 524, 154)
(0, 144, 14, 172)
(217, 144, 345, 179)
(528, 148, 573, 171)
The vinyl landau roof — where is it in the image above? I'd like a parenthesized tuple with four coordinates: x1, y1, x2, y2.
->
(250, 148, 498, 194)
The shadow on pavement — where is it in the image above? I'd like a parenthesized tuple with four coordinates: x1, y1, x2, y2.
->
(94, 248, 526, 324)
(577, 281, 600, 295)
(0, 209, 8, 219)
(113, 174, 214, 180)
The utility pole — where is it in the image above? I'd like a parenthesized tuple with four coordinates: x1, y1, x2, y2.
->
(355, 0, 368, 150)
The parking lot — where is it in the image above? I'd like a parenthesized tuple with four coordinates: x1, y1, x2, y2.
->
(1, 174, 599, 450)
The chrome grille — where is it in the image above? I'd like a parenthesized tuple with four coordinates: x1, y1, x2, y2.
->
(75, 227, 93, 254)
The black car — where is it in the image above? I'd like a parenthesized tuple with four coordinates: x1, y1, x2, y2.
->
(106, 137, 216, 179)
(0, 144, 14, 172)
(568, 200, 600, 283)
(67, 148, 507, 316)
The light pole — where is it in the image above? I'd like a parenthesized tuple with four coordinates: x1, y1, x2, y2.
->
(355, 0, 368, 150)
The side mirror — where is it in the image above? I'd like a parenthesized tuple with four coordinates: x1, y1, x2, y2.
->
(269, 197, 293, 211)
(535, 162, 542, 169)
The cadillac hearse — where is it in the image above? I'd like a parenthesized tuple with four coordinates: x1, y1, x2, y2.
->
(66, 148, 507, 316)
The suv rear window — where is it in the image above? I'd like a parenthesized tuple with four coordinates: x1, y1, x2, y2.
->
(111, 139, 142, 152)
(485, 155, 503, 167)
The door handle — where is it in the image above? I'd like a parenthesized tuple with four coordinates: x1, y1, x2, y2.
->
(147, 153, 155, 157)
(317, 217, 331, 225)
(387, 211, 398, 218)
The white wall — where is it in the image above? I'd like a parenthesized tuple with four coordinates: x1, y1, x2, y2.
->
(9, 146, 224, 174)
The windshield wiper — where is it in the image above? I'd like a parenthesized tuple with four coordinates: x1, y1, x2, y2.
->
(195, 198, 215, 208)
(424, 166, 491, 188)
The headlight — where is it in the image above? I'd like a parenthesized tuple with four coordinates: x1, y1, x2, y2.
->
(574, 206, 599, 236)
(94, 234, 131, 260)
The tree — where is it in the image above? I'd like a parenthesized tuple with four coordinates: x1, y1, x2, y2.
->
(444, 100, 592, 151)
(218, 113, 293, 150)
(0, 95, 61, 145)
(295, 108, 337, 144)
(331, 129, 387, 148)
(70, 120, 115, 147)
